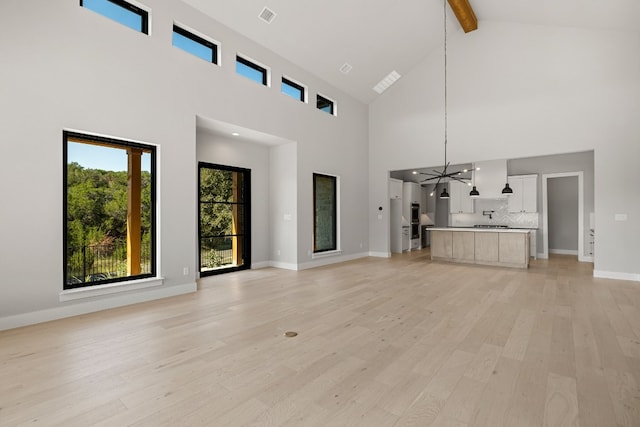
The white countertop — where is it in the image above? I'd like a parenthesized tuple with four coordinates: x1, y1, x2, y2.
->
(430, 227, 532, 234)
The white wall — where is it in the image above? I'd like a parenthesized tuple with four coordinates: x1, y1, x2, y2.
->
(270, 142, 298, 269)
(369, 21, 640, 280)
(0, 0, 369, 328)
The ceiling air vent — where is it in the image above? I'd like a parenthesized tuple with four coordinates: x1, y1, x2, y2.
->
(339, 63, 353, 74)
(373, 70, 401, 94)
(258, 7, 276, 24)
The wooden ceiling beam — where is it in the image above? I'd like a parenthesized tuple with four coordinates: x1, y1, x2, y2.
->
(447, 0, 478, 33)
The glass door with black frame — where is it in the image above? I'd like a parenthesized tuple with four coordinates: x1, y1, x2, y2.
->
(198, 163, 251, 276)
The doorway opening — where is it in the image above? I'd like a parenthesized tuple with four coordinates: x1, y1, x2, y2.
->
(541, 171, 588, 261)
(198, 162, 251, 276)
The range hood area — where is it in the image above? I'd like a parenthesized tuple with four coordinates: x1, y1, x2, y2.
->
(472, 159, 508, 199)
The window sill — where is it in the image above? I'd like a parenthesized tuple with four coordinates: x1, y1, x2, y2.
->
(312, 250, 342, 259)
(59, 277, 164, 302)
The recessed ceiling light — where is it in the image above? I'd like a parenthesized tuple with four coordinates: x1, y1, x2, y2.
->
(232, 132, 240, 136)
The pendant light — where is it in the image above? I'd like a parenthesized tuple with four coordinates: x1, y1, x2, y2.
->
(440, 187, 450, 199)
(469, 186, 480, 198)
(502, 183, 513, 195)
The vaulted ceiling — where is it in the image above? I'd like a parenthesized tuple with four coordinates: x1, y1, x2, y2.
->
(181, 0, 640, 104)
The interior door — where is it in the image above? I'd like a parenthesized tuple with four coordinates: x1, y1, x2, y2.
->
(198, 163, 251, 276)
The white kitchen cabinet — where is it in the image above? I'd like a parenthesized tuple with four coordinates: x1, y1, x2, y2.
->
(403, 182, 421, 205)
(389, 178, 402, 200)
(401, 227, 410, 252)
(507, 175, 538, 213)
(449, 181, 474, 214)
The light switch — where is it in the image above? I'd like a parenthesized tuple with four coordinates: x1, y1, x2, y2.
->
(283, 214, 292, 221)
(377, 214, 383, 220)
(614, 213, 628, 221)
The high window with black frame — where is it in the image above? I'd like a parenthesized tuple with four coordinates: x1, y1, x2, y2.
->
(316, 94, 335, 115)
(64, 131, 156, 289)
(172, 25, 218, 64)
(236, 55, 268, 86)
(313, 173, 338, 253)
(80, 0, 149, 34)
(281, 77, 306, 102)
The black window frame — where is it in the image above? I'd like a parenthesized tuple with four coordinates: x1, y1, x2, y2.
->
(281, 77, 306, 102)
(63, 131, 157, 290)
(236, 55, 268, 86)
(313, 173, 338, 253)
(80, 0, 149, 34)
(198, 162, 252, 276)
(172, 24, 218, 64)
(316, 94, 335, 115)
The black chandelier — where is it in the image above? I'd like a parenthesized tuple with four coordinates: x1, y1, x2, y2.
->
(415, 0, 475, 199)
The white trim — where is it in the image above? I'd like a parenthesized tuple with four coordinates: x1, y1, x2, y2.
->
(251, 261, 270, 269)
(298, 252, 368, 270)
(593, 270, 640, 282)
(580, 255, 594, 263)
(63, 129, 163, 294)
(541, 171, 585, 262)
(549, 249, 579, 256)
(172, 21, 222, 66)
(312, 171, 341, 255)
(236, 52, 271, 87)
(269, 261, 299, 271)
(312, 249, 342, 259)
(60, 277, 164, 301)
(370, 251, 391, 258)
(316, 92, 337, 116)
(281, 75, 308, 103)
(1, 282, 196, 331)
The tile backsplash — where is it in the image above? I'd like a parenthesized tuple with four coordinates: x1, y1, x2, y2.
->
(449, 198, 539, 229)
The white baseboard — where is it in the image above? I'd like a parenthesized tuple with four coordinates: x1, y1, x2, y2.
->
(579, 255, 594, 263)
(549, 249, 579, 255)
(297, 252, 369, 271)
(369, 251, 391, 258)
(593, 270, 640, 282)
(251, 261, 271, 269)
(269, 261, 299, 271)
(0, 282, 197, 331)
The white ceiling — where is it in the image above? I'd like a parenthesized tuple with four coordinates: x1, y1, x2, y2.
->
(181, 0, 640, 104)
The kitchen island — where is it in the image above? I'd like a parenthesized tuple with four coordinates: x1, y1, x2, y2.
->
(430, 227, 530, 269)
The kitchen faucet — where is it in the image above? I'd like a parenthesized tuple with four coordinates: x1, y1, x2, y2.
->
(482, 210, 495, 220)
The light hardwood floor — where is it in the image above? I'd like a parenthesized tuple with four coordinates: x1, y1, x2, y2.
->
(1, 252, 640, 426)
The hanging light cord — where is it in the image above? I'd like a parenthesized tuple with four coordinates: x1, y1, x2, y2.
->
(443, 0, 448, 168)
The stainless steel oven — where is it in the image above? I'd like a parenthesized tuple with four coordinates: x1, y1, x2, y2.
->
(410, 204, 420, 239)
(411, 223, 419, 239)
(410, 204, 419, 224)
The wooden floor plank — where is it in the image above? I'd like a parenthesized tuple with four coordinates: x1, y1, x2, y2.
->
(0, 253, 638, 426)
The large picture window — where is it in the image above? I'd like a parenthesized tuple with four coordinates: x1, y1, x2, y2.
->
(313, 173, 338, 253)
(63, 131, 156, 289)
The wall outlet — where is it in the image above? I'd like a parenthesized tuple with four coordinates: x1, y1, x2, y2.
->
(183, 267, 189, 275)
(277, 249, 281, 256)
(615, 213, 628, 221)
(308, 250, 311, 256)
(359, 243, 363, 248)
